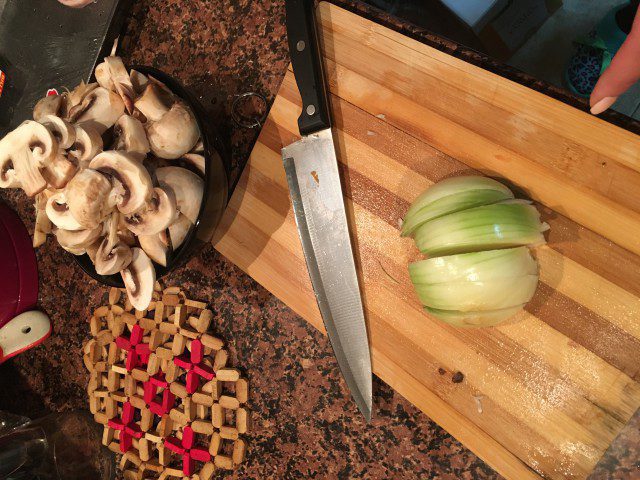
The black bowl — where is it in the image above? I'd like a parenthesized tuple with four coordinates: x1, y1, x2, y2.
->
(74, 66, 230, 287)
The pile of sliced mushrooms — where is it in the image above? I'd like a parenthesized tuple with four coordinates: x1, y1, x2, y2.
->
(0, 55, 205, 311)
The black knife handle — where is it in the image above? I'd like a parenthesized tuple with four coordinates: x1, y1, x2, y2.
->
(285, 0, 331, 135)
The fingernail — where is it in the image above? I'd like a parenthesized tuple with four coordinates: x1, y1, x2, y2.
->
(590, 96, 617, 115)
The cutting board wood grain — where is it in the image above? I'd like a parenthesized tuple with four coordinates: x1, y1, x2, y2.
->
(213, 3, 640, 479)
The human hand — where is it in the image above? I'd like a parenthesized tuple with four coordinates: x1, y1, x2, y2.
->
(58, 0, 95, 8)
(590, 4, 640, 114)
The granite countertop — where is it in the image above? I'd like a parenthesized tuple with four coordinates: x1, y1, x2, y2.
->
(0, 1, 638, 479)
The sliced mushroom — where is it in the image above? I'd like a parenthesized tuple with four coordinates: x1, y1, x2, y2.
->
(95, 57, 135, 113)
(138, 232, 170, 266)
(134, 83, 173, 122)
(121, 248, 155, 311)
(130, 70, 149, 96)
(146, 102, 200, 159)
(178, 153, 205, 176)
(69, 125, 103, 166)
(86, 239, 101, 263)
(64, 168, 116, 228)
(155, 166, 203, 224)
(46, 192, 83, 230)
(70, 87, 125, 134)
(95, 61, 114, 91)
(41, 151, 77, 189)
(34, 94, 66, 122)
(95, 213, 132, 275)
(40, 115, 75, 149)
(0, 121, 58, 196)
(95, 238, 133, 275)
(89, 151, 153, 215)
(56, 225, 103, 251)
(33, 193, 52, 248)
(113, 115, 150, 156)
(66, 82, 98, 116)
(118, 229, 137, 247)
(124, 187, 177, 236)
(168, 213, 192, 249)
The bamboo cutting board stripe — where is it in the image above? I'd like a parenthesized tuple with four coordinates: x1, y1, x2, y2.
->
(214, 4, 640, 479)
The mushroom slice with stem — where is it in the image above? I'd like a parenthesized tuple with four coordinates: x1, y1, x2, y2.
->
(68, 125, 103, 167)
(138, 232, 170, 267)
(41, 151, 77, 189)
(65, 82, 99, 117)
(168, 213, 192, 250)
(70, 87, 125, 134)
(121, 247, 155, 311)
(34, 94, 67, 122)
(95, 56, 136, 113)
(40, 115, 75, 149)
(178, 153, 205, 177)
(147, 102, 200, 159)
(65, 168, 116, 228)
(155, 166, 203, 224)
(134, 83, 173, 122)
(95, 237, 133, 275)
(89, 151, 153, 215)
(95, 213, 133, 275)
(112, 115, 150, 156)
(46, 192, 83, 231)
(124, 187, 177, 236)
(0, 121, 58, 196)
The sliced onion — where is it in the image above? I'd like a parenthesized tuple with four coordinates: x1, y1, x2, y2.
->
(413, 274, 538, 311)
(409, 247, 537, 284)
(401, 188, 512, 236)
(402, 176, 513, 234)
(424, 305, 525, 328)
(414, 203, 547, 257)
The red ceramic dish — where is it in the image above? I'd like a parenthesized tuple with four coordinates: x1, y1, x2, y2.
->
(0, 202, 38, 328)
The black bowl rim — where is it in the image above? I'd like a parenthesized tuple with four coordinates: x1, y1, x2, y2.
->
(73, 65, 231, 288)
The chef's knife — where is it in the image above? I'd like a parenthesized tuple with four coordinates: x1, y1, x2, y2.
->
(282, 0, 373, 421)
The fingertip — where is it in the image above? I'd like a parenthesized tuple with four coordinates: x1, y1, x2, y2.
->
(590, 96, 618, 115)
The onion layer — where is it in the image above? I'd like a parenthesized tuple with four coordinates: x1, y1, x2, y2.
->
(414, 203, 547, 257)
(401, 188, 512, 236)
(409, 247, 538, 284)
(413, 274, 539, 311)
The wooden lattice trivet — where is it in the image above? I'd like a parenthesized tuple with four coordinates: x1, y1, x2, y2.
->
(83, 283, 249, 479)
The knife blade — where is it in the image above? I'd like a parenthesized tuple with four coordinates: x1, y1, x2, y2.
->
(283, 0, 372, 421)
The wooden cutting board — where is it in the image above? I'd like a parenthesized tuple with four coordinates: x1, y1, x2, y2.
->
(213, 3, 640, 479)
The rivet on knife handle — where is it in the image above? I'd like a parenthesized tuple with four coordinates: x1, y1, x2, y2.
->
(285, 0, 332, 135)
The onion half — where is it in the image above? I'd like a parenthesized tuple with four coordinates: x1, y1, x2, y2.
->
(404, 176, 547, 328)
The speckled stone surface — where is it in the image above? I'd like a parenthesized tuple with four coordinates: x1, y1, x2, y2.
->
(0, 1, 638, 479)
